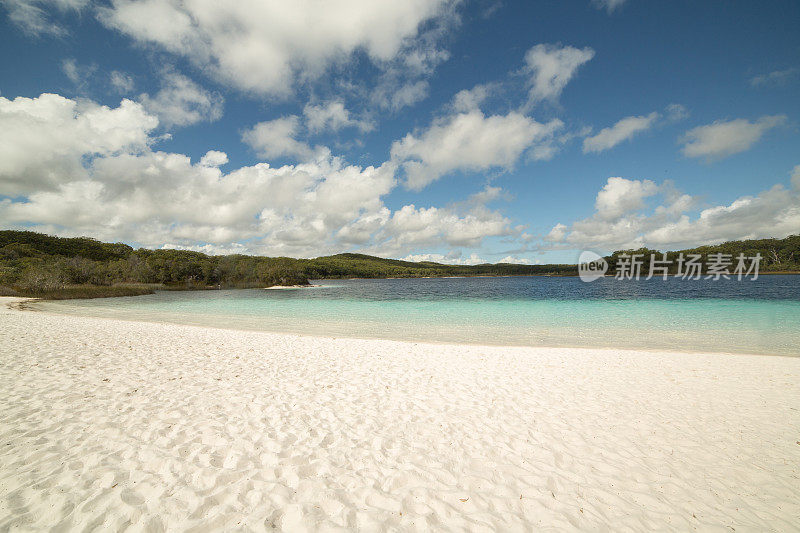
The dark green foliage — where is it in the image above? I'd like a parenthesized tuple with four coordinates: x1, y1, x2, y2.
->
(0, 230, 133, 261)
(604, 235, 800, 274)
(1, 230, 798, 299)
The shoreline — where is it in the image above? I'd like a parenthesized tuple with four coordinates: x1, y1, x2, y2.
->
(22, 296, 800, 358)
(1, 298, 799, 530)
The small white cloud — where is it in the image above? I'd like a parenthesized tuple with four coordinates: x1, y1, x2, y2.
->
(583, 112, 659, 153)
(450, 84, 495, 112)
(303, 100, 373, 133)
(523, 43, 595, 105)
(498, 255, 535, 264)
(401, 252, 488, 265)
(592, 0, 628, 13)
(750, 67, 799, 87)
(595, 177, 659, 220)
(109, 70, 134, 94)
(241, 116, 327, 162)
(139, 70, 223, 128)
(376, 80, 430, 112)
(60, 58, 96, 88)
(391, 109, 563, 190)
(680, 115, 786, 160)
(199, 150, 228, 167)
(665, 103, 689, 122)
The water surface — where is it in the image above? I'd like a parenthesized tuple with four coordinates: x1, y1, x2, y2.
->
(36, 276, 800, 355)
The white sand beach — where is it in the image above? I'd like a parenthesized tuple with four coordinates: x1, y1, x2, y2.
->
(1, 297, 798, 531)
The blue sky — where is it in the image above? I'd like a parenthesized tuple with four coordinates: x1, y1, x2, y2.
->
(0, 0, 798, 263)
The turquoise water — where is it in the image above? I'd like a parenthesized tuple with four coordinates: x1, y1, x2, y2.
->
(36, 276, 800, 356)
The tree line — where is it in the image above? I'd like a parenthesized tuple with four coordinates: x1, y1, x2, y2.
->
(1, 230, 798, 299)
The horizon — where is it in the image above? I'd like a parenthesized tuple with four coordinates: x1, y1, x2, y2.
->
(1, 1, 799, 265)
(3, 228, 797, 268)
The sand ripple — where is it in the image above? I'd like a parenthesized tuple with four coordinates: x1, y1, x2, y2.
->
(1, 299, 799, 531)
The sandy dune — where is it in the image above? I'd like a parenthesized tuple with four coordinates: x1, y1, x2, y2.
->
(0, 297, 798, 531)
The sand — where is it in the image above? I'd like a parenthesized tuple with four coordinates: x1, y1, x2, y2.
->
(0, 297, 798, 531)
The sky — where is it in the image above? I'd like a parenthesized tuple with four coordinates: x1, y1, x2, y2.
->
(0, 0, 798, 264)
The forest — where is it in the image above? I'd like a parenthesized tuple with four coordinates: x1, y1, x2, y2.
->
(1, 230, 798, 299)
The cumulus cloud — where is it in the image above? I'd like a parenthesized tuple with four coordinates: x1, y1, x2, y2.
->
(96, 0, 453, 98)
(545, 173, 800, 251)
(1, 0, 88, 36)
(680, 115, 786, 160)
(0, 93, 157, 196)
(594, 177, 660, 220)
(199, 150, 228, 167)
(390, 109, 563, 190)
(401, 252, 487, 265)
(139, 70, 223, 128)
(523, 43, 595, 105)
(583, 112, 659, 153)
(241, 116, 327, 163)
(303, 100, 373, 133)
(0, 92, 510, 258)
(498, 255, 535, 264)
(380, 203, 511, 249)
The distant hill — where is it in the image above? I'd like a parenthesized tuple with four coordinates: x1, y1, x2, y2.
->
(1, 229, 797, 299)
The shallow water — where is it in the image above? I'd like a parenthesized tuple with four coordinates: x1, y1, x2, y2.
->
(37, 275, 800, 355)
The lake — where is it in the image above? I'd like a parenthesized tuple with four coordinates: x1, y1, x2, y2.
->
(36, 275, 800, 356)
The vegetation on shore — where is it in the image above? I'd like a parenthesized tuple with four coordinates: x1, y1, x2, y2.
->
(606, 235, 800, 274)
(1, 230, 798, 299)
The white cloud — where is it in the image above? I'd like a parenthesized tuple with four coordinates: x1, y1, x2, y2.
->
(97, 0, 453, 98)
(391, 109, 563, 190)
(545, 173, 800, 251)
(109, 70, 134, 93)
(0, 93, 157, 196)
(498, 255, 535, 264)
(199, 150, 228, 167)
(2, 0, 88, 36)
(1, 92, 510, 258)
(60, 57, 96, 89)
(381, 203, 512, 249)
(303, 100, 373, 133)
(583, 112, 659, 153)
(401, 252, 487, 265)
(750, 67, 799, 87)
(374, 80, 430, 112)
(139, 70, 223, 128)
(680, 115, 786, 160)
(450, 84, 494, 112)
(592, 0, 627, 13)
(241, 116, 328, 162)
(594, 177, 659, 220)
(523, 43, 594, 105)
(665, 103, 689, 122)
(792, 165, 800, 190)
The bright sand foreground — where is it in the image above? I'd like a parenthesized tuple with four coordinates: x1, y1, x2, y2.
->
(0, 298, 798, 531)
